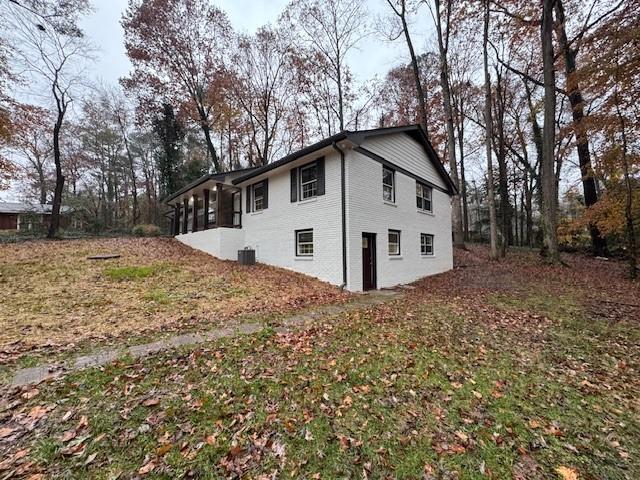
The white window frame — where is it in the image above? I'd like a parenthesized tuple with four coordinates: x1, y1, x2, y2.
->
(296, 229, 314, 256)
(416, 183, 433, 212)
(388, 229, 401, 256)
(252, 181, 265, 211)
(421, 233, 434, 256)
(382, 166, 395, 203)
(300, 163, 318, 200)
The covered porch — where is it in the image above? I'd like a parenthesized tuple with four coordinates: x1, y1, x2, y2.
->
(166, 178, 242, 236)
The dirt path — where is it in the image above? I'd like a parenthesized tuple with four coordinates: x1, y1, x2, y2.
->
(10, 290, 401, 387)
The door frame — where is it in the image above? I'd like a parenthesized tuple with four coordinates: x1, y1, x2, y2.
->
(362, 232, 377, 291)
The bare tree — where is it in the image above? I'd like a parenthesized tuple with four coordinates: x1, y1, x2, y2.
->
(483, 0, 499, 260)
(233, 26, 294, 165)
(10, 103, 53, 204)
(110, 90, 139, 225)
(283, 0, 369, 131)
(430, 0, 465, 248)
(5, 0, 92, 237)
(540, 0, 560, 261)
(382, 0, 429, 132)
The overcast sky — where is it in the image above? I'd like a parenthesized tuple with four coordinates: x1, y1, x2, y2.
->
(2, 0, 440, 202)
(80, 0, 437, 87)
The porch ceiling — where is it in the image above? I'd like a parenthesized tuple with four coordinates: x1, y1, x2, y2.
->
(166, 178, 219, 206)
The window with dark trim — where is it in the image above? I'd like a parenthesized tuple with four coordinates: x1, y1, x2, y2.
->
(296, 229, 314, 256)
(300, 163, 318, 199)
(416, 182, 432, 212)
(291, 158, 325, 202)
(383, 166, 395, 202)
(388, 229, 401, 256)
(421, 233, 434, 256)
(252, 181, 265, 211)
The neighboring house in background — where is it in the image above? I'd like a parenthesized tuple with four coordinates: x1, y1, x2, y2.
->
(0, 202, 72, 231)
(164, 125, 456, 292)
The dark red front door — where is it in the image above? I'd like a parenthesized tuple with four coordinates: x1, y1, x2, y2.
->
(362, 232, 376, 290)
(0, 213, 17, 230)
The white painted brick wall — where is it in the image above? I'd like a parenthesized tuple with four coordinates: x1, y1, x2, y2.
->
(176, 228, 245, 260)
(175, 132, 453, 292)
(345, 137, 453, 291)
(363, 133, 447, 190)
(238, 151, 344, 286)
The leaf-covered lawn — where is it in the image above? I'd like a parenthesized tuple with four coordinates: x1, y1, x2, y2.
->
(0, 237, 348, 366)
(1, 245, 638, 479)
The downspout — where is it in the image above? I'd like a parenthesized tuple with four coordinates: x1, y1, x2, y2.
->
(332, 141, 348, 289)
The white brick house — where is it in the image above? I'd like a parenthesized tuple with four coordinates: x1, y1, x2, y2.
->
(165, 125, 456, 292)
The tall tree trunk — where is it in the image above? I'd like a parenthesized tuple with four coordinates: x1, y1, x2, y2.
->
(524, 170, 533, 247)
(36, 160, 47, 204)
(554, 0, 607, 256)
(434, 0, 465, 248)
(614, 90, 637, 278)
(524, 82, 544, 210)
(458, 122, 469, 241)
(393, 0, 428, 132)
(483, 0, 499, 260)
(512, 168, 518, 246)
(494, 69, 510, 256)
(47, 106, 65, 238)
(142, 161, 153, 223)
(540, 0, 560, 262)
(116, 114, 139, 226)
(453, 90, 469, 240)
(336, 53, 345, 131)
(195, 103, 221, 172)
(519, 189, 525, 246)
(404, 24, 428, 132)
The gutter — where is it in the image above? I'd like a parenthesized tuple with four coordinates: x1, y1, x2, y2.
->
(332, 140, 348, 289)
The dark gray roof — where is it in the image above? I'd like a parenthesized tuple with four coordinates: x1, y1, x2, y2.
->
(231, 125, 457, 195)
(0, 202, 72, 214)
(231, 131, 349, 185)
(162, 166, 258, 204)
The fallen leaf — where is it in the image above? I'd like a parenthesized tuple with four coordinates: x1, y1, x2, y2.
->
(142, 398, 160, 407)
(60, 429, 77, 442)
(21, 388, 39, 400)
(157, 444, 172, 456)
(555, 466, 578, 480)
(77, 415, 89, 430)
(138, 460, 156, 475)
(27, 405, 49, 420)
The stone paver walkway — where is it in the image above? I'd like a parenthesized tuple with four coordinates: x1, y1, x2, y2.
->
(10, 290, 401, 387)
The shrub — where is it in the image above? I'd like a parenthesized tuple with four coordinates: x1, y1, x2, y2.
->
(131, 224, 161, 237)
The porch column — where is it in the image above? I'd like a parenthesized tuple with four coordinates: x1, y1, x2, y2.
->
(192, 194, 198, 232)
(173, 204, 180, 235)
(182, 198, 188, 234)
(216, 182, 223, 227)
(203, 189, 210, 230)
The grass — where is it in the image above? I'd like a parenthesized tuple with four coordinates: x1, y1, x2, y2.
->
(1, 245, 638, 478)
(103, 264, 161, 281)
(0, 237, 348, 369)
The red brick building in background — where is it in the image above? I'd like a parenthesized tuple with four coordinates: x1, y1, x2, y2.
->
(0, 202, 72, 231)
